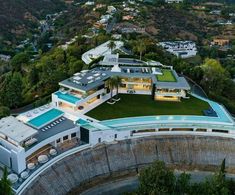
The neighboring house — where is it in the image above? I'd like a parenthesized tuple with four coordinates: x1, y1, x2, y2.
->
(123, 15, 134, 21)
(0, 54, 11, 62)
(107, 6, 117, 14)
(158, 41, 197, 58)
(210, 10, 221, 15)
(211, 38, 230, 47)
(165, 0, 183, 3)
(81, 41, 124, 64)
(85, 1, 95, 6)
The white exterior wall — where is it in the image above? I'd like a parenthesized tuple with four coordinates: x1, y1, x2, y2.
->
(89, 129, 130, 145)
(0, 138, 26, 174)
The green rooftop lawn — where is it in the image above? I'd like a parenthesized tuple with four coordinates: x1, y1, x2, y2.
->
(86, 94, 210, 120)
(156, 69, 177, 82)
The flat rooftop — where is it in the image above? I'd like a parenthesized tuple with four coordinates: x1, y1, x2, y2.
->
(0, 116, 38, 144)
(59, 66, 190, 92)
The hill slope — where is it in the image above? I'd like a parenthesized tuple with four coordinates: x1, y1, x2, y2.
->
(0, 0, 66, 48)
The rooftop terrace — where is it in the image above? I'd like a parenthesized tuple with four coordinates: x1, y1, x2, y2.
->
(156, 69, 177, 82)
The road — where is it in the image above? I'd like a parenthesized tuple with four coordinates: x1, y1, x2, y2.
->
(81, 171, 235, 195)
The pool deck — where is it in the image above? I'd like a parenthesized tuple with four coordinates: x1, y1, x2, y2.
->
(27, 109, 64, 129)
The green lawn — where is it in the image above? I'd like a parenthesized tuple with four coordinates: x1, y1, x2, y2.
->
(156, 69, 177, 82)
(86, 94, 210, 120)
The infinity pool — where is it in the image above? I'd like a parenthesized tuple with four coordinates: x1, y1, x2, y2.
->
(28, 109, 64, 129)
(55, 91, 81, 104)
(100, 96, 234, 128)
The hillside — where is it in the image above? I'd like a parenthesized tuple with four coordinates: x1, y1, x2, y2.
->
(142, 5, 218, 41)
(0, 0, 66, 48)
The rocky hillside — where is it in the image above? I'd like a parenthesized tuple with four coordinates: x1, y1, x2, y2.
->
(0, 0, 66, 47)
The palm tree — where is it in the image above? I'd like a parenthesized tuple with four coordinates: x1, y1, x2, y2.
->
(107, 40, 116, 54)
(137, 42, 146, 61)
(113, 76, 122, 100)
(106, 77, 116, 103)
(0, 167, 12, 195)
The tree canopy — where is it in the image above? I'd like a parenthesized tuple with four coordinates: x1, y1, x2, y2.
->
(128, 159, 235, 195)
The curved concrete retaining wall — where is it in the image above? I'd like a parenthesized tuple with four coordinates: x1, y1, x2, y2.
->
(22, 135, 235, 195)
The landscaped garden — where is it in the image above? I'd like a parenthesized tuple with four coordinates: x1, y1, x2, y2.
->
(86, 94, 210, 120)
(156, 69, 177, 82)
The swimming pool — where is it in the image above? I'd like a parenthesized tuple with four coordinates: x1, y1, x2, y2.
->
(55, 91, 81, 104)
(27, 109, 64, 129)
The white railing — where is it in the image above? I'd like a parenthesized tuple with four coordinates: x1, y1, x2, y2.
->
(16, 144, 91, 195)
(155, 91, 186, 97)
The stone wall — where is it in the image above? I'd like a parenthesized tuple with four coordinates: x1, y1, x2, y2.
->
(22, 135, 235, 195)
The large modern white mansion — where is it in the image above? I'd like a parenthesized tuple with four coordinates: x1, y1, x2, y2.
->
(0, 54, 234, 193)
(158, 41, 197, 58)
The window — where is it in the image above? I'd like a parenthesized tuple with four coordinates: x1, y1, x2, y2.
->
(63, 135, 69, 141)
(98, 138, 101, 143)
(114, 134, 117, 139)
(71, 133, 76, 138)
(56, 139, 60, 143)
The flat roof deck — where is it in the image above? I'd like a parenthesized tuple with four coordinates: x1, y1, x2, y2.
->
(59, 66, 190, 92)
(0, 116, 38, 144)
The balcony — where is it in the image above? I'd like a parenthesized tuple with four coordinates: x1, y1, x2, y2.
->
(155, 90, 186, 97)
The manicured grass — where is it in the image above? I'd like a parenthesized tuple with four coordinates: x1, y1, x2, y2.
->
(86, 94, 210, 120)
(156, 69, 177, 82)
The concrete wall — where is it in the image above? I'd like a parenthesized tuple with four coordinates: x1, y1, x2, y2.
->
(22, 135, 235, 195)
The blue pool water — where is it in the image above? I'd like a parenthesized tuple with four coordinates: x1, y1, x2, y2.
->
(55, 91, 81, 104)
(100, 96, 234, 127)
(28, 109, 64, 128)
(76, 118, 88, 125)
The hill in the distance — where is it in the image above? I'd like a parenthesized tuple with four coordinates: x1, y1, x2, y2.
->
(0, 0, 66, 48)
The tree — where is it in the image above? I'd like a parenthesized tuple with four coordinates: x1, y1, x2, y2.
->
(0, 106, 10, 119)
(136, 42, 146, 61)
(28, 65, 39, 86)
(113, 76, 122, 99)
(0, 167, 12, 195)
(137, 161, 176, 194)
(107, 40, 116, 54)
(106, 77, 116, 102)
(0, 72, 23, 108)
(175, 172, 191, 194)
(10, 52, 29, 72)
(200, 58, 227, 95)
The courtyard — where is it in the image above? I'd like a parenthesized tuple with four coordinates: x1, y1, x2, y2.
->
(86, 94, 210, 120)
